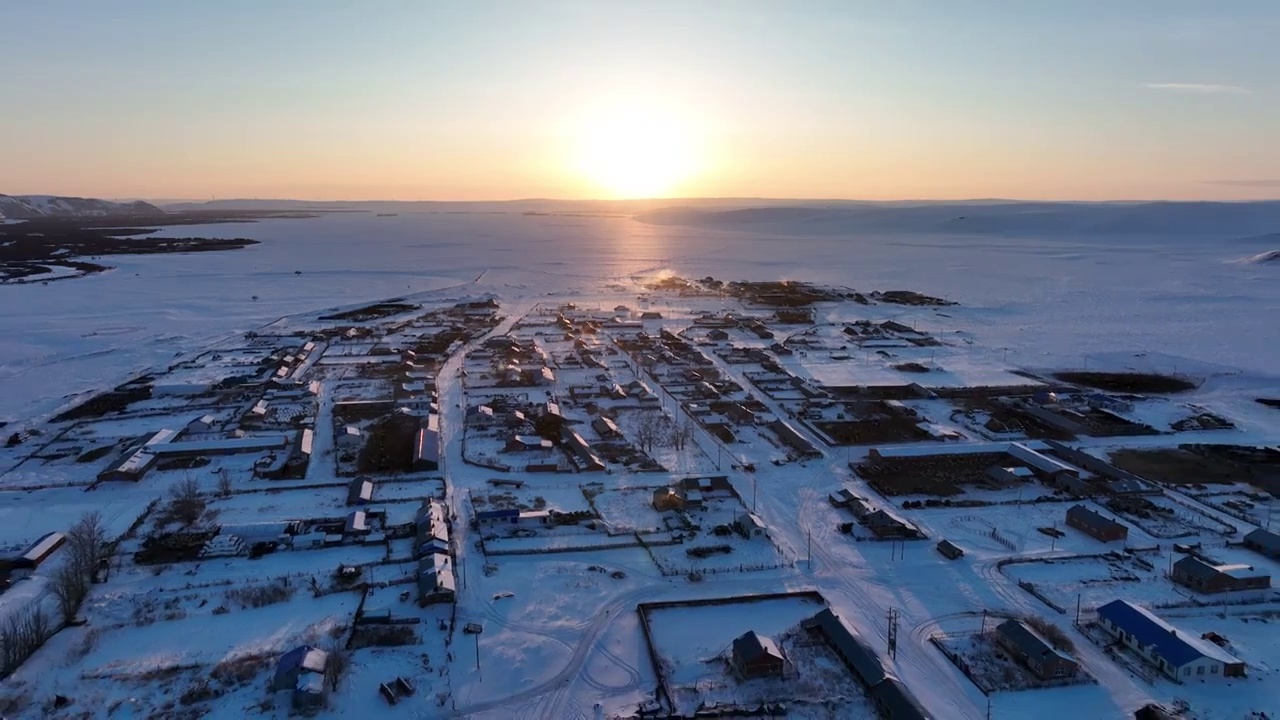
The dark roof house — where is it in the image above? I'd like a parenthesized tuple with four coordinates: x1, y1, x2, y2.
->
(994, 620, 1079, 680)
(1065, 504, 1128, 543)
(1243, 528, 1280, 559)
(730, 631, 785, 678)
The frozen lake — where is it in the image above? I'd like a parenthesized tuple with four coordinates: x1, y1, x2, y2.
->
(2, 210, 1277, 422)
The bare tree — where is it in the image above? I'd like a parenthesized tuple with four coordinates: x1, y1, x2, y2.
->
(49, 562, 89, 625)
(634, 413, 663, 453)
(66, 511, 109, 582)
(215, 468, 234, 498)
(671, 420, 694, 452)
(0, 607, 50, 677)
(167, 475, 206, 527)
(48, 511, 109, 623)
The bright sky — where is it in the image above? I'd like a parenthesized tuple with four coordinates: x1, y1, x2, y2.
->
(1, 1, 1278, 201)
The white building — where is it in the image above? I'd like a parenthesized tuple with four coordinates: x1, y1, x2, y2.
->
(1096, 600, 1245, 681)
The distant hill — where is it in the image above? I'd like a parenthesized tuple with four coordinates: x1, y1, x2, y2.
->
(0, 194, 163, 220)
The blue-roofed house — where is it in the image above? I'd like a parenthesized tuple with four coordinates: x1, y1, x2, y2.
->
(1096, 600, 1245, 681)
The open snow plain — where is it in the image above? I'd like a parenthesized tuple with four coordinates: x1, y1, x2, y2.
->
(0, 208, 1278, 720)
(2, 210, 1277, 425)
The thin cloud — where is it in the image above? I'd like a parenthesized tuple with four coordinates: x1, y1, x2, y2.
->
(1144, 82, 1250, 94)
(1203, 179, 1280, 188)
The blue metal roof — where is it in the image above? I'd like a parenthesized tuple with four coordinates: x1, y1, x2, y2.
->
(1097, 600, 1241, 667)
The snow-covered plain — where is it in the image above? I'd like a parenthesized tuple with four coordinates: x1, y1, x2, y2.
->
(3, 210, 1278, 424)
(1, 207, 1279, 719)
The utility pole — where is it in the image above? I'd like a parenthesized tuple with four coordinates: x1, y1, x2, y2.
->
(752, 475, 757, 513)
(887, 607, 899, 660)
(475, 629, 483, 680)
(980, 608, 988, 634)
(1075, 593, 1082, 627)
(807, 529, 812, 570)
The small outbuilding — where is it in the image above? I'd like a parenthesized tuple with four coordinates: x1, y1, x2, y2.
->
(936, 540, 964, 560)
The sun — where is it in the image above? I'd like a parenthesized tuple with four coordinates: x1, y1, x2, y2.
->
(572, 103, 701, 199)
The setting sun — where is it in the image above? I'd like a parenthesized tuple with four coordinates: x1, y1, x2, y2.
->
(571, 103, 703, 199)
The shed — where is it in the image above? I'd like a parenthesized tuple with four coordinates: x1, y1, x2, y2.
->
(347, 477, 375, 506)
(336, 425, 363, 450)
(345, 510, 369, 534)
(935, 540, 964, 560)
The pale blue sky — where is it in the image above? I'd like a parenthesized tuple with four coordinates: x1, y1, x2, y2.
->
(1, 1, 1277, 200)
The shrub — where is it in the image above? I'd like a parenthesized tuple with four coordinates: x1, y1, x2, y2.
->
(225, 580, 295, 609)
(1024, 616, 1075, 653)
(349, 625, 418, 649)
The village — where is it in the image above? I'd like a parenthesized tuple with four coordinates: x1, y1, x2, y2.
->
(0, 276, 1277, 720)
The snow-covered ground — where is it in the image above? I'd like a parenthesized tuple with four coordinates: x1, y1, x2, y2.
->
(0, 210, 1278, 719)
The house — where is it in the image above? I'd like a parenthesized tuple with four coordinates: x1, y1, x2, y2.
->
(994, 620, 1079, 680)
(829, 489, 858, 508)
(249, 399, 270, 417)
(591, 416, 622, 440)
(414, 415, 440, 471)
(801, 609, 885, 688)
(1171, 556, 1271, 594)
(465, 405, 496, 427)
(1243, 527, 1280, 559)
(476, 508, 519, 527)
(734, 513, 767, 539)
(96, 428, 178, 482)
(1065, 505, 1128, 543)
(864, 508, 920, 539)
(1096, 600, 1245, 681)
(345, 510, 369, 535)
(188, 414, 218, 433)
(347, 477, 374, 506)
(517, 510, 552, 526)
(707, 329, 730, 342)
(561, 428, 606, 471)
(417, 555, 456, 606)
(6, 532, 67, 580)
(1087, 393, 1133, 414)
(730, 631, 784, 678)
(336, 425, 363, 450)
(986, 465, 1036, 486)
(273, 645, 330, 710)
(936, 540, 964, 560)
(505, 435, 552, 452)
(870, 676, 933, 720)
(652, 488, 684, 512)
(768, 419, 821, 459)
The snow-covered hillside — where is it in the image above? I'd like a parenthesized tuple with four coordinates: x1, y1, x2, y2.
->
(0, 194, 162, 220)
(1236, 249, 1280, 264)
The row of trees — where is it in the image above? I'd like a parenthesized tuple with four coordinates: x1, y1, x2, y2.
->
(3, 512, 108, 678)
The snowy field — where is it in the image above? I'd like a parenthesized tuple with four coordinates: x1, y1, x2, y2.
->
(3, 211, 1279, 427)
